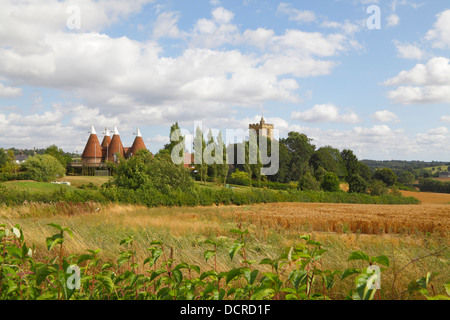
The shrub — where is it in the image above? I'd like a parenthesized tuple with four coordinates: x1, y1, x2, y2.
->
(373, 168, 397, 187)
(321, 172, 340, 192)
(298, 172, 320, 191)
(348, 174, 367, 194)
(368, 180, 389, 196)
(20, 154, 66, 182)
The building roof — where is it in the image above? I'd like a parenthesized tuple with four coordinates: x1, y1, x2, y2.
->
(128, 128, 146, 157)
(107, 130, 125, 160)
(81, 130, 102, 159)
(101, 127, 111, 148)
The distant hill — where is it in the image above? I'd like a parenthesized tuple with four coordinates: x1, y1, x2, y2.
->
(361, 160, 449, 173)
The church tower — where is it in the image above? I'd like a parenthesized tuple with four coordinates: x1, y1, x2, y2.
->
(249, 116, 274, 140)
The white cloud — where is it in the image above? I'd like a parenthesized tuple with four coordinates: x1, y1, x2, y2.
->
(441, 115, 450, 123)
(212, 7, 234, 24)
(426, 9, 450, 49)
(384, 57, 450, 104)
(291, 104, 360, 124)
(0, 83, 22, 98)
(386, 14, 400, 27)
(277, 3, 316, 24)
(372, 110, 400, 123)
(393, 40, 424, 60)
(153, 11, 185, 39)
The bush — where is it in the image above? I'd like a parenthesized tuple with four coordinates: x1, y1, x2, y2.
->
(20, 154, 65, 182)
(321, 172, 340, 192)
(347, 174, 367, 194)
(368, 180, 389, 196)
(373, 168, 397, 187)
(298, 172, 320, 191)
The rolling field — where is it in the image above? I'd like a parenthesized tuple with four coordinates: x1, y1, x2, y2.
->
(0, 189, 448, 299)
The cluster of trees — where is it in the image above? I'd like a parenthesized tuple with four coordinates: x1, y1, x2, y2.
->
(0, 145, 68, 182)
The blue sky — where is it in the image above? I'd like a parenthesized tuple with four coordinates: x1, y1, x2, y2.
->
(0, 0, 449, 161)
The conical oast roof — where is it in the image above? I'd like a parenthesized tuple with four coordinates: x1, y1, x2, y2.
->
(128, 128, 146, 157)
(81, 133, 102, 162)
(101, 127, 111, 148)
(108, 132, 125, 161)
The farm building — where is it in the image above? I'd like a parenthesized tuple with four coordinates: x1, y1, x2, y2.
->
(81, 125, 147, 165)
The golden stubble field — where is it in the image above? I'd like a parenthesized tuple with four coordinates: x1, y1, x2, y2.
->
(1, 190, 449, 299)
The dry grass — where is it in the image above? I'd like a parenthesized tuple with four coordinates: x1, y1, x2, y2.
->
(1, 198, 448, 299)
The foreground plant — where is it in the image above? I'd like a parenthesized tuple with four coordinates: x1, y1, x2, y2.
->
(0, 223, 448, 300)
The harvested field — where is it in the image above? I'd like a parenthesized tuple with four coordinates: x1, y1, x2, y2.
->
(401, 190, 450, 205)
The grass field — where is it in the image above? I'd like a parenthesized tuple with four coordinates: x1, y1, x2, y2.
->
(56, 176, 110, 188)
(2, 180, 75, 192)
(0, 188, 448, 299)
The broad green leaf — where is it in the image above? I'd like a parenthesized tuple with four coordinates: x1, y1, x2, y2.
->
(96, 274, 114, 293)
(200, 270, 218, 281)
(341, 268, 361, 280)
(348, 251, 370, 263)
(46, 233, 63, 251)
(172, 269, 183, 284)
(251, 288, 275, 300)
(226, 268, 242, 284)
(228, 242, 243, 261)
(47, 223, 63, 231)
(372, 255, 390, 267)
(36, 264, 57, 286)
(77, 254, 94, 265)
(7, 246, 23, 259)
(204, 250, 216, 262)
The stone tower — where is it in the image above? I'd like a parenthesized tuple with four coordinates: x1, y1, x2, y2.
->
(249, 116, 274, 140)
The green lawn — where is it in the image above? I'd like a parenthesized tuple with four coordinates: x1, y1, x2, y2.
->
(56, 176, 111, 188)
(2, 180, 75, 193)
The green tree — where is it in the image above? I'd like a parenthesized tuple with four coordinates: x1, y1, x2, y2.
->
(163, 122, 184, 155)
(310, 146, 345, 177)
(216, 131, 229, 186)
(113, 149, 193, 192)
(373, 168, 397, 187)
(358, 161, 373, 182)
(299, 171, 320, 191)
(44, 145, 72, 167)
(341, 149, 359, 180)
(321, 172, 341, 192)
(398, 171, 415, 186)
(0, 149, 19, 174)
(282, 132, 315, 181)
(347, 174, 368, 194)
(21, 154, 66, 182)
(194, 126, 207, 185)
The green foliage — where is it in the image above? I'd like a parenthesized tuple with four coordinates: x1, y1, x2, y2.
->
(298, 171, 320, 191)
(112, 149, 193, 193)
(229, 169, 251, 186)
(20, 154, 66, 182)
(418, 178, 450, 194)
(398, 171, 415, 186)
(347, 174, 367, 194)
(368, 180, 389, 196)
(1, 225, 445, 300)
(373, 168, 397, 187)
(321, 172, 341, 192)
(44, 145, 72, 168)
(341, 149, 359, 179)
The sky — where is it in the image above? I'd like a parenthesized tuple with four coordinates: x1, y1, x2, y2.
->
(0, 0, 449, 161)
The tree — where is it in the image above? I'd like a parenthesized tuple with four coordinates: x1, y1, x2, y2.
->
(44, 145, 72, 167)
(358, 161, 373, 182)
(347, 174, 367, 194)
(341, 149, 359, 179)
(194, 126, 207, 184)
(112, 149, 193, 192)
(281, 132, 315, 181)
(163, 122, 184, 156)
(321, 172, 340, 192)
(216, 131, 229, 186)
(0, 149, 19, 174)
(21, 154, 66, 182)
(373, 168, 397, 187)
(398, 171, 415, 186)
(310, 146, 345, 178)
(298, 171, 320, 191)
